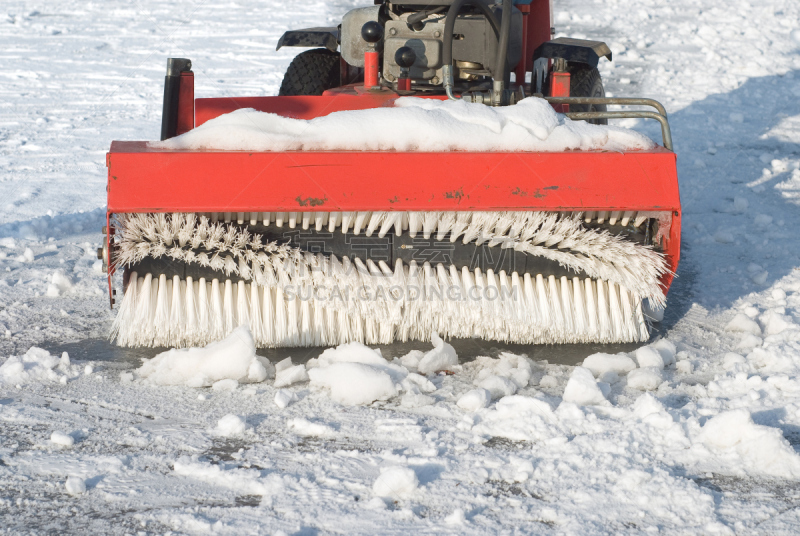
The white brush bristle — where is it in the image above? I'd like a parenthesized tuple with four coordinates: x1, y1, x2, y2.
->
(110, 211, 669, 348)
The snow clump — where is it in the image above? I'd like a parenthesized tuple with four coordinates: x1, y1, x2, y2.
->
(307, 342, 408, 406)
(562, 367, 609, 406)
(50, 431, 75, 447)
(65, 476, 86, 495)
(372, 467, 419, 500)
(0, 348, 75, 385)
(582, 352, 637, 377)
(457, 388, 493, 411)
(273, 357, 309, 388)
(416, 333, 458, 374)
(136, 325, 271, 387)
(274, 389, 299, 409)
(215, 414, 246, 437)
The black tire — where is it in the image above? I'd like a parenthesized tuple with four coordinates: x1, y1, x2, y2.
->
(568, 65, 607, 125)
(278, 48, 341, 96)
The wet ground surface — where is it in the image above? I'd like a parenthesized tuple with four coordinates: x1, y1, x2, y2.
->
(41, 336, 644, 368)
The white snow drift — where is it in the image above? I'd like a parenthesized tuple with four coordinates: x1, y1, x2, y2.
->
(153, 97, 656, 153)
(136, 325, 272, 387)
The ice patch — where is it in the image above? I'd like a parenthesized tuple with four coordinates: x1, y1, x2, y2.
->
(372, 467, 419, 500)
(153, 97, 657, 153)
(136, 325, 267, 387)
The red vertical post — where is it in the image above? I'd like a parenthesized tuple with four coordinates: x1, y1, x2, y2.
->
(550, 71, 570, 112)
(364, 50, 379, 89)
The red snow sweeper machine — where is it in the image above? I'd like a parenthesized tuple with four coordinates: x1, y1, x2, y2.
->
(101, 0, 680, 349)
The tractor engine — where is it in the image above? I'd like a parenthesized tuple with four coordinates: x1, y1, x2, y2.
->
(341, 1, 523, 89)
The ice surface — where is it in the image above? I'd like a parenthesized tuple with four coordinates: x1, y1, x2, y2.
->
(136, 325, 267, 387)
(153, 97, 657, 153)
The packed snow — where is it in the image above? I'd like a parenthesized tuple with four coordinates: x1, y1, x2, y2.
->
(153, 96, 658, 153)
(2, 0, 800, 533)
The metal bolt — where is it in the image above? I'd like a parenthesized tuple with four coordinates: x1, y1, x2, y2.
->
(102, 226, 108, 234)
(386, 73, 395, 81)
(433, 30, 441, 38)
(431, 76, 440, 85)
(389, 27, 397, 36)
(97, 247, 104, 260)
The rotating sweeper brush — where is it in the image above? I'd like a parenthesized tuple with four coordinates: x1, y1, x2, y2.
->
(101, 0, 681, 349)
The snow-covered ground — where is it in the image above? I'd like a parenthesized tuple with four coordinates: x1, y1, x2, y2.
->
(2, 0, 800, 533)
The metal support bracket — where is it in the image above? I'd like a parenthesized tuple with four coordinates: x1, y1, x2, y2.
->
(546, 96, 673, 151)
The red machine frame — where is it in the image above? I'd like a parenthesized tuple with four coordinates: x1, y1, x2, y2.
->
(103, 0, 680, 308)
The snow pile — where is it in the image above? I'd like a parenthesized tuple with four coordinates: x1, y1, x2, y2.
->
(473, 396, 561, 442)
(463, 352, 533, 402)
(153, 97, 657, 153)
(372, 467, 419, 500)
(0, 348, 76, 385)
(697, 410, 800, 478)
(307, 342, 407, 406)
(136, 325, 272, 387)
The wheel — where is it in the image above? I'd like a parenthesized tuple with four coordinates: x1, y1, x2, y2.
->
(278, 48, 341, 96)
(567, 65, 608, 125)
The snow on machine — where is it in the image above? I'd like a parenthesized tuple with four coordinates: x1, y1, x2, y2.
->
(101, 0, 681, 348)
